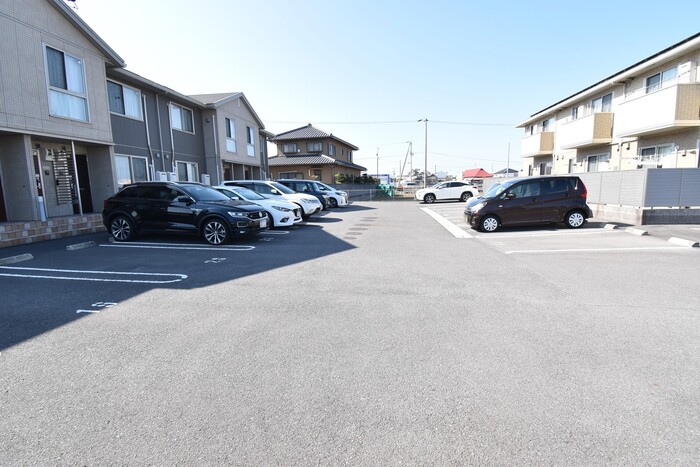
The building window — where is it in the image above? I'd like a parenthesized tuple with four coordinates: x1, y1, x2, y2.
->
(646, 67, 677, 94)
(568, 158, 574, 173)
(307, 142, 322, 152)
(280, 172, 303, 179)
(176, 161, 198, 181)
(592, 93, 612, 113)
(349, 151, 353, 162)
(170, 104, 194, 133)
(283, 143, 298, 153)
(225, 118, 237, 152)
(246, 126, 255, 156)
(115, 154, 149, 187)
(328, 143, 336, 156)
(571, 106, 579, 121)
(45, 45, 88, 121)
(639, 144, 673, 167)
(541, 118, 554, 132)
(586, 153, 611, 172)
(107, 81, 142, 120)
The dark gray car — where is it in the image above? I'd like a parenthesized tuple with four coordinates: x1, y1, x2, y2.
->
(463, 176, 593, 232)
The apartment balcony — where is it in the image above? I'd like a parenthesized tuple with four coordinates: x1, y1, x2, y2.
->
(615, 83, 700, 138)
(520, 131, 553, 158)
(558, 112, 613, 149)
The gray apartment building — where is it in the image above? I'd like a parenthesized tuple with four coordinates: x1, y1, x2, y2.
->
(0, 0, 270, 246)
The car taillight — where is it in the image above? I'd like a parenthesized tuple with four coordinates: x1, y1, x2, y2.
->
(578, 181, 587, 199)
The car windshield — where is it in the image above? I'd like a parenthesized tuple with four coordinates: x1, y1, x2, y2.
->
(482, 179, 518, 199)
(181, 185, 231, 202)
(431, 182, 447, 189)
(230, 187, 265, 200)
(315, 182, 332, 191)
(269, 181, 296, 194)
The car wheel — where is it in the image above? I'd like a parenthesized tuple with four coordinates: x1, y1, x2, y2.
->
(423, 193, 436, 204)
(265, 211, 275, 228)
(480, 215, 500, 233)
(202, 218, 230, 245)
(328, 198, 338, 208)
(460, 192, 473, 202)
(565, 210, 585, 229)
(110, 215, 135, 242)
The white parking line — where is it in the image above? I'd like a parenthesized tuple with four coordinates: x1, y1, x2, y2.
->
(476, 229, 618, 239)
(421, 208, 473, 238)
(101, 241, 254, 251)
(0, 266, 187, 283)
(505, 246, 688, 255)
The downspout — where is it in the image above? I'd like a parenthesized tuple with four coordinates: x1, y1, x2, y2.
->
(211, 113, 221, 184)
(142, 94, 154, 180)
(168, 102, 176, 174)
(70, 140, 83, 215)
(155, 94, 165, 173)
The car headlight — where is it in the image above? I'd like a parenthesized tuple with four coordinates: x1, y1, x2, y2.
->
(272, 206, 291, 212)
(228, 211, 248, 218)
(337, 191, 347, 196)
(302, 198, 317, 204)
(470, 202, 486, 213)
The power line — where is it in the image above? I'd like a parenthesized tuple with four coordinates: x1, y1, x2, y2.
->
(267, 119, 515, 126)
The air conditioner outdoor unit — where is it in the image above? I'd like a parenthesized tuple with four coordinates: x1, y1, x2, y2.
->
(167, 172, 178, 181)
(200, 174, 210, 185)
(155, 171, 169, 181)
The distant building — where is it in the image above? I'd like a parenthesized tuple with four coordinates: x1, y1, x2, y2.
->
(269, 124, 366, 183)
(493, 168, 519, 178)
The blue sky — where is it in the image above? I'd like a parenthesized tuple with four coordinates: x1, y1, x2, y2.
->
(70, 0, 700, 177)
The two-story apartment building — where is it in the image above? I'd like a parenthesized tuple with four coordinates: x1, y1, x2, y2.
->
(269, 124, 366, 183)
(518, 33, 700, 176)
(0, 0, 269, 243)
(0, 0, 124, 223)
(105, 73, 270, 188)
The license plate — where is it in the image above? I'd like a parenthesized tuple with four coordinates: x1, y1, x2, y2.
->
(260, 218, 268, 228)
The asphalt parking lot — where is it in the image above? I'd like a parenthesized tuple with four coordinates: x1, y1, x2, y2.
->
(1, 201, 698, 465)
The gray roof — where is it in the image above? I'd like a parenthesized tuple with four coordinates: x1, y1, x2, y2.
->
(189, 92, 265, 129)
(269, 154, 367, 171)
(271, 124, 359, 150)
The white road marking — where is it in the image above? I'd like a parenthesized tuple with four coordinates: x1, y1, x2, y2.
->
(264, 230, 290, 235)
(505, 246, 689, 254)
(76, 309, 100, 314)
(101, 242, 254, 251)
(476, 229, 617, 239)
(0, 266, 187, 283)
(421, 208, 473, 238)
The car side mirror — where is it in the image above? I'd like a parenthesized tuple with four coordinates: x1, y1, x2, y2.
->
(175, 195, 193, 204)
(505, 192, 516, 199)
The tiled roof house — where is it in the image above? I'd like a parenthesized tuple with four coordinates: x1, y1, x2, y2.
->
(269, 124, 366, 182)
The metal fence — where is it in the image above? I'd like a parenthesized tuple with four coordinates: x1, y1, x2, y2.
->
(483, 169, 700, 208)
(579, 168, 700, 207)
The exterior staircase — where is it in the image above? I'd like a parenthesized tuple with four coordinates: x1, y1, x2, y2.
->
(0, 214, 105, 249)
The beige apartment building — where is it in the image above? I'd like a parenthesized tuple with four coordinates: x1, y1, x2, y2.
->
(518, 33, 700, 176)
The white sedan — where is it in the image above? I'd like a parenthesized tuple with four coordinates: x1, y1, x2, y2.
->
(213, 186, 302, 228)
(415, 181, 479, 204)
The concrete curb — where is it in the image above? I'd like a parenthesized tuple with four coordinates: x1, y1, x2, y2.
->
(0, 253, 34, 265)
(66, 241, 97, 251)
(668, 237, 699, 248)
(603, 224, 619, 230)
(624, 227, 648, 236)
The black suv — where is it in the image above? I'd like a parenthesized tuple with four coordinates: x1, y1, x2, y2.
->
(275, 179, 331, 209)
(102, 181, 269, 245)
(463, 176, 593, 232)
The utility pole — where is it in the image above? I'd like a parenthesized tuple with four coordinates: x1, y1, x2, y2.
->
(418, 118, 428, 187)
(376, 148, 379, 179)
